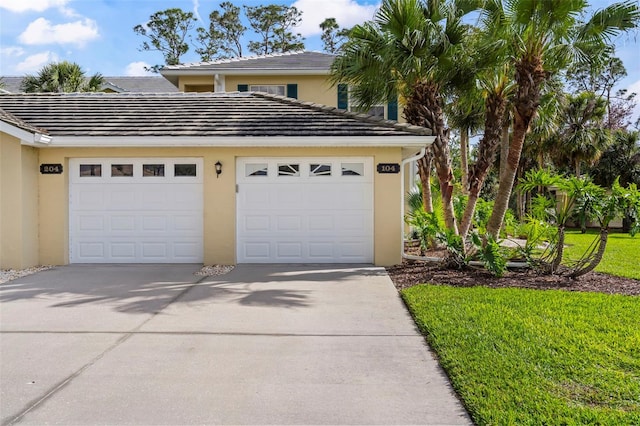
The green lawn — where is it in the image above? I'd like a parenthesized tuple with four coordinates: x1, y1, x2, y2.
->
(402, 285, 640, 425)
(563, 230, 640, 280)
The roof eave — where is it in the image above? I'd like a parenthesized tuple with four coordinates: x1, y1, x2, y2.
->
(160, 69, 330, 77)
(43, 135, 434, 149)
(1, 121, 52, 146)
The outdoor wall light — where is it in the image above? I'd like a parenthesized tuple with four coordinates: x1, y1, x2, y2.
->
(215, 161, 222, 178)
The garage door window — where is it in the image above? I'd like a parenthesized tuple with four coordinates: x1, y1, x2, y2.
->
(278, 164, 300, 176)
(246, 163, 268, 177)
(80, 164, 101, 177)
(175, 164, 197, 176)
(341, 163, 364, 176)
(310, 164, 332, 176)
(143, 164, 165, 176)
(112, 164, 133, 177)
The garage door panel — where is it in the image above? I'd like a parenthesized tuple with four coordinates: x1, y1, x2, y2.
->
(111, 243, 136, 259)
(277, 216, 302, 231)
(78, 215, 105, 232)
(69, 158, 203, 263)
(237, 157, 373, 263)
(308, 215, 334, 231)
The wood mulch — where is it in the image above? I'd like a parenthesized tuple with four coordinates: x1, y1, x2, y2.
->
(386, 259, 640, 296)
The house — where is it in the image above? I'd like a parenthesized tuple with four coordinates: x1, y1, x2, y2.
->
(0, 76, 179, 94)
(0, 92, 432, 269)
(160, 51, 400, 121)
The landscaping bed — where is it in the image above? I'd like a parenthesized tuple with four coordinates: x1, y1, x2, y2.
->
(387, 260, 640, 296)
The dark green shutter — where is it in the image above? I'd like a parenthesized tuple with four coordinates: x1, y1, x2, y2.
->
(237, 84, 248, 92)
(387, 96, 398, 121)
(337, 83, 348, 109)
(286, 84, 298, 99)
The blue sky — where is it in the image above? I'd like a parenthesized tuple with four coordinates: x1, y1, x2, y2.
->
(0, 0, 638, 119)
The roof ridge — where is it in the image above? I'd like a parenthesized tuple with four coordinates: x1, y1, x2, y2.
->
(162, 50, 334, 70)
(250, 92, 432, 137)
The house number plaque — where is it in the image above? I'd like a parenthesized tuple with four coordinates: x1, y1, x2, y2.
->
(376, 163, 401, 174)
(40, 164, 63, 174)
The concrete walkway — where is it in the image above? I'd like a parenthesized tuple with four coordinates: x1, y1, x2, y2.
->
(0, 264, 471, 425)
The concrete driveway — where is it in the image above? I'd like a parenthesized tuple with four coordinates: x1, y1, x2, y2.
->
(0, 264, 470, 425)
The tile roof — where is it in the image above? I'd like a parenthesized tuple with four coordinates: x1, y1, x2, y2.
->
(0, 76, 179, 93)
(161, 51, 335, 72)
(100, 77, 179, 93)
(0, 108, 48, 135)
(0, 92, 431, 138)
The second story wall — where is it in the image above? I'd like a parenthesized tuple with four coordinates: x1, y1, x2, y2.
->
(178, 74, 338, 108)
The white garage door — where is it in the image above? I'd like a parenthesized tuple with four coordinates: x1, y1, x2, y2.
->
(237, 157, 374, 263)
(69, 158, 203, 263)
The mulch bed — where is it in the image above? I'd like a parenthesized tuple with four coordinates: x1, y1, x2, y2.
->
(386, 260, 640, 296)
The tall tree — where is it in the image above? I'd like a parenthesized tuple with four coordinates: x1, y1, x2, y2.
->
(481, 0, 640, 238)
(134, 8, 196, 72)
(551, 92, 612, 176)
(21, 61, 104, 93)
(320, 18, 349, 53)
(590, 130, 640, 187)
(446, 85, 484, 198)
(566, 47, 635, 130)
(332, 0, 478, 233)
(245, 5, 304, 55)
(196, 2, 246, 60)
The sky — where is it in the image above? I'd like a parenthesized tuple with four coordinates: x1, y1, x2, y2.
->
(0, 0, 638, 119)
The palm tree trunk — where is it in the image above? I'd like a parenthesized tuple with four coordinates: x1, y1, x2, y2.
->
(417, 150, 434, 213)
(487, 57, 545, 238)
(551, 225, 566, 273)
(486, 113, 528, 237)
(460, 91, 507, 238)
(499, 121, 510, 182)
(403, 81, 458, 234)
(570, 228, 608, 278)
(460, 128, 469, 195)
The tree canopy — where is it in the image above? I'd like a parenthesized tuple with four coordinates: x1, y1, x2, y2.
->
(134, 3, 315, 69)
(21, 61, 104, 93)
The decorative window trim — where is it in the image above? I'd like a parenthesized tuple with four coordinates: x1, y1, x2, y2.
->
(310, 163, 332, 176)
(341, 162, 364, 176)
(278, 163, 300, 176)
(246, 163, 268, 177)
(250, 85, 286, 96)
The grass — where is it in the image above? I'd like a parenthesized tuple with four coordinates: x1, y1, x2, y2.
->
(401, 285, 640, 425)
(563, 230, 640, 280)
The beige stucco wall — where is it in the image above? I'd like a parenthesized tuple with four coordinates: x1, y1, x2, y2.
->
(176, 74, 408, 123)
(0, 134, 40, 269)
(179, 74, 338, 108)
(35, 146, 404, 266)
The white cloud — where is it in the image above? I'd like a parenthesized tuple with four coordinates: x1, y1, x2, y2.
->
(1, 46, 25, 57)
(0, 0, 70, 13)
(18, 17, 99, 47)
(292, 0, 379, 37)
(15, 51, 59, 73)
(125, 61, 153, 76)
(192, 0, 203, 23)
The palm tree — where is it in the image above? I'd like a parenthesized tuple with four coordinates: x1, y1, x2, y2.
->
(551, 92, 612, 176)
(330, 0, 478, 234)
(590, 130, 640, 188)
(480, 0, 640, 238)
(446, 86, 484, 197)
(459, 67, 514, 238)
(21, 61, 104, 93)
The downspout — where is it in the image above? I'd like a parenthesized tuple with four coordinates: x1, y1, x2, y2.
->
(401, 147, 443, 263)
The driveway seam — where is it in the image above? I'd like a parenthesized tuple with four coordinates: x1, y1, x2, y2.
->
(2, 274, 207, 426)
